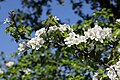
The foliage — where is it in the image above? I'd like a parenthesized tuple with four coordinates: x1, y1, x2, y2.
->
(71, 0, 120, 19)
(11, 0, 120, 28)
(0, 8, 120, 80)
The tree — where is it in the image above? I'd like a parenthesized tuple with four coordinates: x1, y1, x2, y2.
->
(71, 0, 120, 19)
(6, 0, 120, 42)
(13, 0, 120, 27)
(0, 0, 120, 80)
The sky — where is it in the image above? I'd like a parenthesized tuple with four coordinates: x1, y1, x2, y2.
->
(0, 0, 93, 57)
(0, 0, 22, 58)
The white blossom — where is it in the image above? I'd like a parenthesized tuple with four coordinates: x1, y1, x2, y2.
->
(23, 68, 32, 74)
(59, 25, 67, 32)
(18, 23, 74, 50)
(18, 43, 25, 52)
(3, 18, 10, 24)
(84, 29, 95, 40)
(48, 26, 58, 33)
(59, 24, 72, 32)
(27, 37, 44, 50)
(116, 19, 120, 23)
(18, 27, 45, 52)
(92, 72, 99, 80)
(64, 37, 74, 47)
(0, 69, 4, 74)
(84, 24, 112, 43)
(18, 41, 27, 55)
(74, 38, 80, 45)
(35, 28, 46, 37)
(107, 66, 117, 79)
(106, 59, 120, 80)
(115, 61, 120, 77)
(118, 48, 120, 52)
(116, 61, 120, 67)
(102, 28, 112, 38)
(53, 16, 59, 20)
(64, 32, 87, 47)
(18, 23, 112, 50)
(79, 36, 87, 43)
(6, 61, 14, 67)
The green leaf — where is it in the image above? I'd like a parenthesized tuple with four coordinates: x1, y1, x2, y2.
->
(113, 29, 120, 37)
(18, 27, 24, 33)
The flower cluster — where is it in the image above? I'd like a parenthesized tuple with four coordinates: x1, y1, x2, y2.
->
(27, 37, 44, 50)
(92, 72, 99, 80)
(116, 19, 120, 23)
(58, 24, 72, 32)
(23, 68, 32, 74)
(28, 24, 71, 50)
(106, 59, 120, 79)
(18, 21, 112, 51)
(47, 24, 72, 33)
(18, 24, 72, 52)
(35, 28, 46, 37)
(64, 24, 112, 47)
(0, 69, 4, 74)
(6, 61, 14, 67)
(64, 32, 86, 47)
(18, 41, 26, 52)
(84, 24, 112, 43)
(18, 28, 45, 52)
(48, 26, 58, 33)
